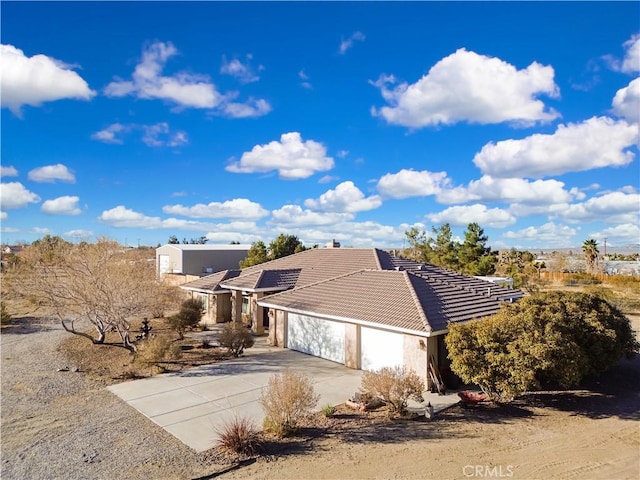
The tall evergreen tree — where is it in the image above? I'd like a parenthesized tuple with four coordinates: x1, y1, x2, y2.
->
(458, 223, 495, 275)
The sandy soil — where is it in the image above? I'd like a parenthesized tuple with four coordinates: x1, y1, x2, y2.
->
(220, 360, 640, 480)
(2, 314, 639, 480)
(220, 315, 640, 480)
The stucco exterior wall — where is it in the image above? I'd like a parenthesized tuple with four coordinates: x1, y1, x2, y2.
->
(402, 333, 429, 381)
(344, 323, 360, 369)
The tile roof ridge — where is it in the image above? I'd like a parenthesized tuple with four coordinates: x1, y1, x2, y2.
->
(372, 248, 383, 270)
(262, 268, 371, 299)
(404, 271, 432, 332)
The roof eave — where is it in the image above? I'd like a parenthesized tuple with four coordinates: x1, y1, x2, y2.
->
(257, 301, 432, 337)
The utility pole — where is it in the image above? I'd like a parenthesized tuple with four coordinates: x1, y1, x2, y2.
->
(603, 237, 607, 257)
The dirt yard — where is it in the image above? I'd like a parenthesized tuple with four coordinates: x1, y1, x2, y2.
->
(2, 306, 639, 479)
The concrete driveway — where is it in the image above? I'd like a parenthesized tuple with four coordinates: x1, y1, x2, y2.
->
(107, 339, 363, 452)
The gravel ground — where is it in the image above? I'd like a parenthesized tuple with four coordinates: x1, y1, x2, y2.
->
(1, 317, 220, 480)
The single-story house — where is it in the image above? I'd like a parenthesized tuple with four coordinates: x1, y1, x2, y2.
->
(155, 244, 251, 279)
(180, 246, 523, 387)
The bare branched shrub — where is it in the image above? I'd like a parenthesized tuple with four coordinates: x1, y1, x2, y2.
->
(11, 236, 174, 351)
(216, 416, 261, 456)
(218, 322, 255, 357)
(260, 370, 319, 437)
(360, 366, 425, 415)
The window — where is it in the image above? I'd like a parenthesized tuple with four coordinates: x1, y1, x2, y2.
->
(241, 296, 250, 315)
(198, 293, 209, 311)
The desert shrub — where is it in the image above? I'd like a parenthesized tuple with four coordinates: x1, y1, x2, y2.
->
(562, 272, 602, 286)
(135, 335, 182, 372)
(217, 415, 261, 456)
(165, 298, 203, 339)
(1, 301, 12, 325)
(218, 322, 255, 357)
(446, 291, 640, 402)
(360, 366, 425, 415)
(321, 404, 336, 417)
(260, 370, 319, 437)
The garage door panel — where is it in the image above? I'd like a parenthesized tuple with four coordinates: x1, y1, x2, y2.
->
(287, 314, 345, 364)
(361, 327, 404, 372)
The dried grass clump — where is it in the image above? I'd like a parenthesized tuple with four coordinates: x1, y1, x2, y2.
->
(360, 366, 424, 415)
(217, 416, 261, 456)
(260, 369, 319, 437)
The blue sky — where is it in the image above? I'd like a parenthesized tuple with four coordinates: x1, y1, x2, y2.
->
(1, 1, 639, 251)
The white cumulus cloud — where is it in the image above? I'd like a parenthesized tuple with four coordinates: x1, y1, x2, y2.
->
(28, 163, 76, 183)
(0, 166, 18, 177)
(555, 191, 640, 224)
(473, 116, 638, 178)
(65, 229, 94, 239)
(377, 169, 450, 199)
(270, 205, 354, 227)
(589, 223, 640, 247)
(503, 222, 578, 247)
(104, 41, 222, 109)
(98, 206, 163, 229)
(427, 204, 516, 228)
(621, 33, 640, 73)
(162, 198, 268, 220)
(220, 98, 271, 118)
(41, 195, 82, 215)
(142, 122, 188, 147)
(220, 55, 262, 83)
(0, 44, 95, 116)
(612, 78, 640, 124)
(226, 132, 334, 179)
(104, 41, 270, 118)
(304, 181, 382, 213)
(91, 123, 128, 144)
(1, 182, 40, 209)
(437, 176, 576, 205)
(372, 48, 559, 128)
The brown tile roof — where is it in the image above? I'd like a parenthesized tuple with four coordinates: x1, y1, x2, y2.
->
(259, 267, 522, 334)
(219, 269, 302, 291)
(180, 269, 241, 292)
(260, 270, 430, 333)
(223, 248, 387, 290)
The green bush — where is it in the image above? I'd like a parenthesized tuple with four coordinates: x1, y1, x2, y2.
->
(321, 404, 336, 417)
(260, 370, 319, 437)
(359, 366, 425, 415)
(446, 291, 640, 402)
(217, 415, 261, 456)
(218, 322, 255, 357)
(165, 298, 203, 339)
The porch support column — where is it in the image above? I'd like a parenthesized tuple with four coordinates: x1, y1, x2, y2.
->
(251, 292, 265, 335)
(230, 290, 242, 323)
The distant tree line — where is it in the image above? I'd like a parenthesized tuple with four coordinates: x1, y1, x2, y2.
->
(168, 235, 208, 245)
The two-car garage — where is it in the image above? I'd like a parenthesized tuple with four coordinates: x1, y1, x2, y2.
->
(286, 313, 406, 372)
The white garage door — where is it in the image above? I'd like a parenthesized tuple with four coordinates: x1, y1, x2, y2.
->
(361, 327, 404, 372)
(287, 313, 345, 364)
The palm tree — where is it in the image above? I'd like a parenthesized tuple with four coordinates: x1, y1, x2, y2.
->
(582, 239, 599, 274)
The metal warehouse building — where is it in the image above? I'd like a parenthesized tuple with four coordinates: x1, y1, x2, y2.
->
(156, 244, 251, 278)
